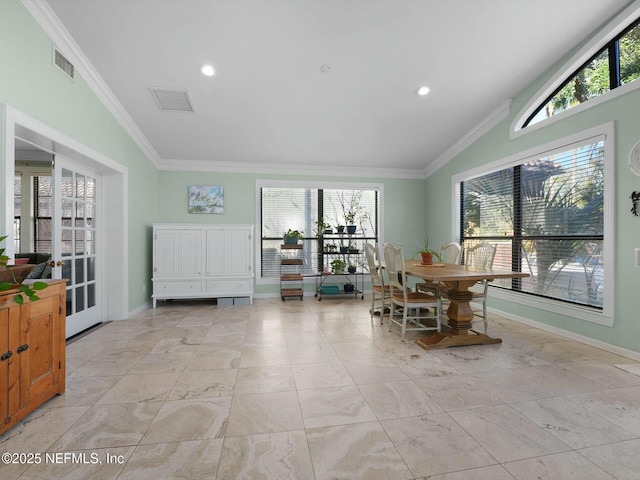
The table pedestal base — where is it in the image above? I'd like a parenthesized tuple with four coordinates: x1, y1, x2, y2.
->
(415, 331, 502, 350)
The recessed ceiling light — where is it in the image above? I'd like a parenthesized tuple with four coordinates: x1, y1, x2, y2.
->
(201, 64, 215, 77)
(416, 86, 430, 96)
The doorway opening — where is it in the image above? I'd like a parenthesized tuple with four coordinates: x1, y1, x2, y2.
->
(2, 105, 129, 336)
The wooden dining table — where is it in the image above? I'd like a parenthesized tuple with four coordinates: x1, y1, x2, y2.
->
(404, 261, 529, 350)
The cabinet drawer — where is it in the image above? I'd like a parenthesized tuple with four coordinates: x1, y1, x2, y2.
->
(154, 281, 202, 294)
(205, 278, 252, 295)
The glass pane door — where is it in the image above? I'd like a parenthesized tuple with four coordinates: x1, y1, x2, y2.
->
(53, 160, 100, 337)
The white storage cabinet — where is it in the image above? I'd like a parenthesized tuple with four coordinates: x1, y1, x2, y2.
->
(152, 224, 254, 307)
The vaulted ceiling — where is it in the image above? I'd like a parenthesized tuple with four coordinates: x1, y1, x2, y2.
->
(34, 0, 629, 176)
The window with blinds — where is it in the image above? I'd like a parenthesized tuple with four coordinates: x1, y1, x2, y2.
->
(260, 185, 379, 279)
(460, 137, 605, 309)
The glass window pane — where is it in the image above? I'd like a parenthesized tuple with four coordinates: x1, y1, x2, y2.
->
(61, 169, 73, 198)
(86, 176, 96, 200)
(62, 198, 74, 218)
(62, 260, 71, 281)
(75, 230, 85, 255)
(75, 287, 85, 313)
(619, 22, 640, 85)
(88, 283, 96, 308)
(261, 186, 379, 279)
(461, 139, 605, 309)
(87, 257, 95, 281)
(75, 174, 85, 199)
(530, 49, 610, 125)
(75, 258, 84, 283)
(14, 174, 21, 217)
(66, 288, 72, 316)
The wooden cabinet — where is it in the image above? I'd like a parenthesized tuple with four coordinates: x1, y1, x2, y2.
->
(0, 280, 66, 435)
(152, 224, 254, 307)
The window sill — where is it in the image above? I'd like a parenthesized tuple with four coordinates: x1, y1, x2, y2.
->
(490, 287, 613, 327)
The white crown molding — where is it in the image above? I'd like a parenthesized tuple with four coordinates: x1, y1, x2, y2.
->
(157, 158, 426, 179)
(423, 98, 512, 178)
(21, 0, 161, 168)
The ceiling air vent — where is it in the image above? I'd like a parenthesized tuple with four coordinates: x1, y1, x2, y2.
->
(150, 88, 195, 112)
(53, 47, 75, 80)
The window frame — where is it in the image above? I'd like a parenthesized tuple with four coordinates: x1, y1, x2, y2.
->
(255, 179, 384, 286)
(512, 2, 640, 138)
(453, 123, 615, 326)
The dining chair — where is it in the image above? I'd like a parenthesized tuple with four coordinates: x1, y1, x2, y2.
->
(461, 242, 497, 333)
(364, 242, 390, 325)
(383, 242, 441, 342)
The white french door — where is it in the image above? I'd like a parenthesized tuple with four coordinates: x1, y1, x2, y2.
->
(52, 157, 101, 337)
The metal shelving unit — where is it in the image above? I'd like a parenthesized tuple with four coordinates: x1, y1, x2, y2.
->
(280, 243, 304, 301)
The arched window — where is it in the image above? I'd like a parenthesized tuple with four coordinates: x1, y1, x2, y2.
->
(513, 3, 640, 134)
(524, 19, 639, 127)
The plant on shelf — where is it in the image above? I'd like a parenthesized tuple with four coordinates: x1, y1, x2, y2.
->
(345, 210, 357, 233)
(0, 235, 48, 304)
(324, 243, 338, 253)
(415, 236, 441, 265)
(315, 219, 333, 236)
(348, 242, 359, 254)
(348, 263, 357, 274)
(330, 258, 346, 274)
(283, 228, 304, 245)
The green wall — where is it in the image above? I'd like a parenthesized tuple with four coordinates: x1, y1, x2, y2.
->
(157, 171, 429, 296)
(0, 0, 159, 311)
(426, 49, 640, 353)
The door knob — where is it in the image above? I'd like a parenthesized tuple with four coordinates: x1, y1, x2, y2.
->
(56, 260, 65, 267)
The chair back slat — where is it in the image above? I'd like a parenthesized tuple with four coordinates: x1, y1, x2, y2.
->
(463, 242, 496, 269)
(364, 243, 384, 287)
(383, 242, 408, 299)
(440, 242, 462, 264)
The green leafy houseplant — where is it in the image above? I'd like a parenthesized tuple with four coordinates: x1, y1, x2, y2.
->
(0, 235, 48, 304)
(283, 229, 304, 244)
(314, 219, 332, 236)
(330, 258, 346, 274)
(415, 236, 441, 265)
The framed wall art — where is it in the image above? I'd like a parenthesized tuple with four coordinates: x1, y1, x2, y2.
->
(188, 185, 224, 214)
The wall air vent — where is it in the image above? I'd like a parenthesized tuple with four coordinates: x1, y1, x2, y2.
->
(53, 47, 75, 80)
(149, 88, 195, 112)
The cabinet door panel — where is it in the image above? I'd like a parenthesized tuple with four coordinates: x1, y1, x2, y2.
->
(0, 304, 21, 424)
(155, 229, 201, 277)
(226, 230, 252, 275)
(20, 294, 60, 405)
(154, 230, 180, 277)
(178, 230, 201, 276)
(205, 229, 226, 275)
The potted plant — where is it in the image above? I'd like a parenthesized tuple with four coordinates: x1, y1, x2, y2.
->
(0, 235, 48, 304)
(348, 263, 357, 274)
(324, 243, 337, 253)
(416, 236, 441, 265)
(315, 219, 333, 236)
(283, 229, 304, 245)
(348, 243, 359, 254)
(335, 224, 346, 234)
(330, 258, 346, 274)
(345, 211, 357, 234)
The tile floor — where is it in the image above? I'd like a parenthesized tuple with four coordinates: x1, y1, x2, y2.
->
(2, 297, 640, 479)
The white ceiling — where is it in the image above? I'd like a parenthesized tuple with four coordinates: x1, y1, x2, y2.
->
(37, 0, 628, 176)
